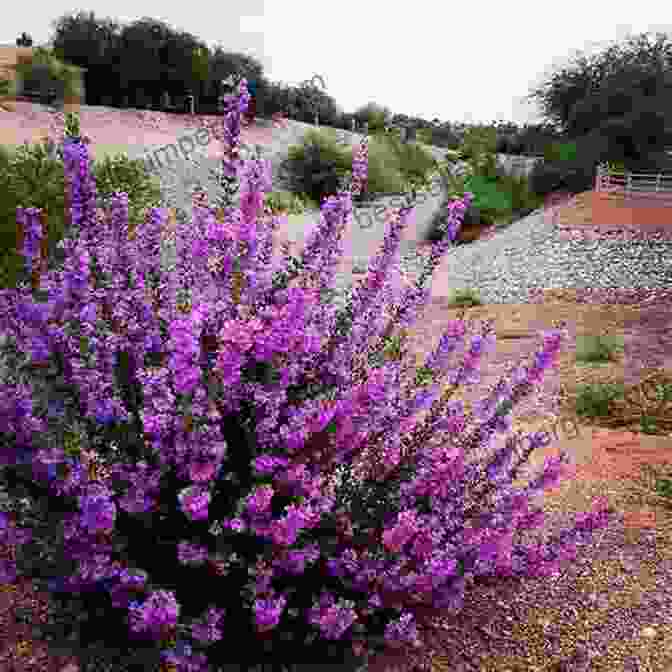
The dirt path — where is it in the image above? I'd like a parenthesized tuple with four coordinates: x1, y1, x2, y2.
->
(382, 290, 672, 672)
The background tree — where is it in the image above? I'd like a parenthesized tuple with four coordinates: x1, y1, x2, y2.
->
(189, 45, 211, 108)
(116, 19, 175, 108)
(50, 11, 122, 106)
(353, 102, 392, 133)
(201, 47, 266, 113)
(9, 46, 83, 103)
(16, 32, 33, 47)
(527, 31, 672, 167)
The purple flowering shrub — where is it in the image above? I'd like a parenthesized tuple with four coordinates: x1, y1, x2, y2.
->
(0, 79, 615, 672)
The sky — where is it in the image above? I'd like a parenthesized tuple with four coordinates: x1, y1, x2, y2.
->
(3, 2, 672, 128)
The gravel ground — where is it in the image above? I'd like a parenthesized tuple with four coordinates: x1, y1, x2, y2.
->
(151, 148, 672, 311)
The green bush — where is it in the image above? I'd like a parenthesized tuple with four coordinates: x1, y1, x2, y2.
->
(575, 334, 624, 365)
(0, 140, 67, 291)
(362, 135, 411, 196)
(264, 190, 312, 215)
(0, 140, 162, 291)
(574, 382, 625, 420)
(444, 149, 463, 163)
(281, 128, 414, 205)
(463, 174, 513, 224)
(495, 136, 510, 154)
(381, 135, 438, 189)
(447, 287, 483, 307)
(496, 173, 545, 215)
(431, 160, 543, 233)
(94, 153, 162, 232)
(281, 129, 354, 207)
(543, 140, 579, 164)
(655, 476, 672, 504)
(528, 161, 566, 199)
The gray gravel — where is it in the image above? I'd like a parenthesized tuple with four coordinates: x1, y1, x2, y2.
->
(398, 209, 672, 304)
(151, 149, 672, 308)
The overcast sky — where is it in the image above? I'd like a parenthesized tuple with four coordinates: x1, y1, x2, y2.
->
(3, 2, 671, 127)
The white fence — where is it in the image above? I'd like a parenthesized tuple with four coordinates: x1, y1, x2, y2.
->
(595, 163, 672, 203)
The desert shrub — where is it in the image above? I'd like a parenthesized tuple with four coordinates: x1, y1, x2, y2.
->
(0, 87, 614, 672)
(359, 135, 408, 196)
(0, 140, 162, 291)
(543, 141, 579, 164)
(463, 174, 513, 224)
(528, 161, 566, 199)
(496, 173, 545, 216)
(0, 140, 68, 291)
(447, 287, 483, 307)
(655, 475, 672, 503)
(281, 128, 411, 204)
(574, 382, 626, 420)
(380, 134, 437, 189)
(94, 153, 163, 233)
(12, 46, 83, 102)
(507, 137, 525, 155)
(495, 136, 510, 154)
(444, 149, 463, 163)
(574, 334, 624, 364)
(264, 190, 311, 215)
(280, 128, 354, 207)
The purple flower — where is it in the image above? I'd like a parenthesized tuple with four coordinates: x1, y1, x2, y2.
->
(0, 85, 618, 665)
(177, 485, 211, 521)
(253, 595, 287, 632)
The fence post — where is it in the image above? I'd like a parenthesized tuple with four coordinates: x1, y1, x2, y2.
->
(626, 172, 632, 199)
(656, 173, 661, 193)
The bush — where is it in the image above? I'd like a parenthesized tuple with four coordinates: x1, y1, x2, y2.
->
(0, 139, 163, 291)
(574, 382, 625, 420)
(0, 92, 614, 672)
(507, 138, 525, 155)
(280, 128, 417, 205)
(380, 134, 437, 189)
(543, 141, 579, 164)
(495, 173, 545, 216)
(463, 174, 513, 223)
(93, 153, 163, 234)
(0, 140, 68, 291)
(361, 135, 408, 196)
(495, 136, 510, 154)
(527, 161, 565, 199)
(447, 288, 483, 307)
(575, 334, 624, 364)
(280, 128, 353, 207)
(264, 190, 312, 215)
(444, 149, 463, 163)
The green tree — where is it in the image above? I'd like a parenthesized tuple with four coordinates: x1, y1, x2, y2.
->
(10, 46, 83, 102)
(16, 32, 33, 47)
(50, 11, 123, 105)
(353, 102, 392, 133)
(528, 31, 672, 138)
